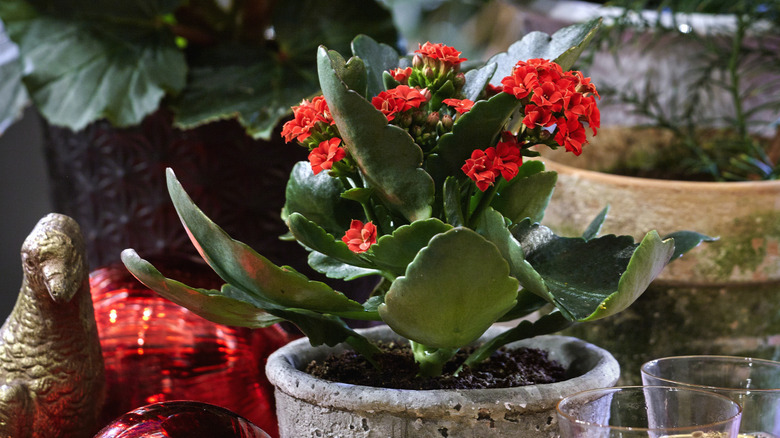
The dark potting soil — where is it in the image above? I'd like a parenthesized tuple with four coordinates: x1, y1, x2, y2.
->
(305, 342, 566, 390)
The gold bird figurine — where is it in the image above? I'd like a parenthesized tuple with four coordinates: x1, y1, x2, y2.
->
(0, 213, 105, 438)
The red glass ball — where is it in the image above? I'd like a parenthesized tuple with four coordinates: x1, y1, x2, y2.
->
(94, 401, 271, 438)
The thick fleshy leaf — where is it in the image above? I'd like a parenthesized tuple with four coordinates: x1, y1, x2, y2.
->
(512, 220, 675, 322)
(0, 22, 28, 133)
(166, 169, 364, 313)
(307, 251, 381, 280)
(378, 227, 518, 349)
(462, 62, 497, 102)
(663, 230, 717, 261)
(283, 161, 361, 236)
(442, 177, 466, 227)
(121, 249, 283, 328)
(318, 47, 434, 222)
(351, 35, 399, 98)
(583, 205, 610, 241)
(473, 207, 547, 299)
(369, 218, 453, 276)
(1, 0, 186, 131)
(286, 212, 373, 269)
(487, 18, 602, 85)
(427, 92, 520, 185)
(491, 163, 557, 224)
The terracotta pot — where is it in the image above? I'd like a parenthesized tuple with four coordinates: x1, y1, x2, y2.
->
(266, 325, 620, 437)
(538, 147, 780, 383)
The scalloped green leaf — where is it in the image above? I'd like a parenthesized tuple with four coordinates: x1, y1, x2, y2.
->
(318, 46, 434, 222)
(428, 92, 521, 185)
(463, 62, 497, 102)
(368, 218, 453, 276)
(286, 212, 373, 269)
(121, 249, 283, 328)
(487, 18, 602, 85)
(511, 220, 675, 322)
(283, 161, 361, 236)
(378, 228, 518, 349)
(491, 168, 557, 224)
(307, 251, 381, 280)
(351, 34, 400, 98)
(166, 169, 364, 313)
(2, 1, 186, 131)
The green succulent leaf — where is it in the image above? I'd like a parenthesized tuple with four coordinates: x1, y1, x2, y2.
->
(442, 177, 466, 227)
(286, 212, 374, 269)
(351, 35, 400, 98)
(378, 227, 518, 349)
(369, 218, 453, 276)
(496, 289, 550, 322)
(121, 249, 283, 328)
(463, 62, 497, 102)
(583, 205, 610, 241)
(0, 23, 28, 134)
(512, 220, 675, 322)
(487, 18, 602, 84)
(283, 161, 362, 236)
(166, 169, 364, 313)
(1, 0, 186, 131)
(318, 46, 434, 222)
(663, 230, 717, 261)
(491, 163, 557, 224)
(428, 92, 521, 185)
(307, 251, 381, 280)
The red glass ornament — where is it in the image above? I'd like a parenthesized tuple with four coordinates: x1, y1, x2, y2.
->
(90, 261, 290, 436)
(94, 401, 271, 438)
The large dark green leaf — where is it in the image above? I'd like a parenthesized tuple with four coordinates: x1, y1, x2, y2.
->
(462, 62, 497, 101)
(166, 168, 364, 313)
(0, 24, 27, 133)
(663, 230, 717, 261)
(283, 161, 361, 236)
(307, 251, 381, 281)
(369, 218, 453, 276)
(512, 220, 675, 322)
(318, 47, 434, 222)
(351, 35, 400, 98)
(1, 0, 186, 131)
(487, 18, 602, 84)
(378, 227, 518, 349)
(491, 162, 557, 224)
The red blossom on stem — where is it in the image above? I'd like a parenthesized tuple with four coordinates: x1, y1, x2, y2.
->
(415, 42, 467, 66)
(371, 85, 429, 121)
(389, 67, 413, 84)
(281, 96, 332, 143)
(342, 220, 377, 253)
(443, 98, 475, 114)
(461, 136, 523, 191)
(308, 138, 346, 175)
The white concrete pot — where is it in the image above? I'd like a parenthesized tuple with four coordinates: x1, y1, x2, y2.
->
(266, 325, 619, 437)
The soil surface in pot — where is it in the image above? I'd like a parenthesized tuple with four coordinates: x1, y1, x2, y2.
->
(305, 341, 565, 390)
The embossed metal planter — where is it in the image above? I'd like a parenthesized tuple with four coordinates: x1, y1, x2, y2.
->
(266, 325, 620, 438)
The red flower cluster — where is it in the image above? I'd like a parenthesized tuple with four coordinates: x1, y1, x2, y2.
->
(308, 138, 346, 175)
(461, 135, 523, 191)
(281, 96, 332, 144)
(443, 98, 475, 114)
(371, 85, 429, 121)
(415, 42, 467, 66)
(342, 220, 377, 253)
(501, 58, 599, 155)
(389, 67, 413, 84)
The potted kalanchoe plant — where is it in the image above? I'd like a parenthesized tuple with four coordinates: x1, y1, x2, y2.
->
(121, 19, 708, 437)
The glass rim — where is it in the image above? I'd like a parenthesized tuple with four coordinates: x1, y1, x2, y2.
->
(556, 385, 743, 432)
(640, 355, 780, 392)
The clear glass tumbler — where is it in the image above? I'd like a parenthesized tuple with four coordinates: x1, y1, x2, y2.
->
(641, 355, 780, 437)
(557, 385, 742, 437)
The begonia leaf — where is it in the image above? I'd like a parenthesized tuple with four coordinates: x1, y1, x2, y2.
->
(378, 227, 518, 349)
(0, 0, 186, 131)
(368, 218, 453, 276)
(166, 169, 364, 313)
(307, 251, 381, 281)
(511, 220, 675, 322)
(283, 161, 361, 236)
(351, 34, 400, 98)
(286, 212, 374, 269)
(487, 18, 602, 85)
(318, 46, 435, 222)
(491, 164, 557, 224)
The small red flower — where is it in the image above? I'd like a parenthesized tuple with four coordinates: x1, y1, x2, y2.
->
(522, 104, 554, 129)
(443, 98, 475, 114)
(415, 42, 467, 66)
(500, 58, 564, 101)
(389, 67, 413, 84)
(371, 85, 428, 121)
(308, 138, 346, 175)
(281, 96, 332, 143)
(461, 149, 497, 192)
(493, 139, 523, 181)
(554, 116, 588, 156)
(342, 220, 377, 253)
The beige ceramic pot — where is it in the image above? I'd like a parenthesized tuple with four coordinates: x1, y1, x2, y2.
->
(538, 140, 780, 383)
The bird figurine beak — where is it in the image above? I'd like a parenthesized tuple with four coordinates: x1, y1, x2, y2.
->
(42, 259, 78, 304)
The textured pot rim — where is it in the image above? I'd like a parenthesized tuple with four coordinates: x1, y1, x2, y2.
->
(266, 325, 620, 415)
(542, 158, 780, 192)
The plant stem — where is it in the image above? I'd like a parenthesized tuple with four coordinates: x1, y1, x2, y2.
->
(468, 183, 499, 228)
(410, 341, 458, 378)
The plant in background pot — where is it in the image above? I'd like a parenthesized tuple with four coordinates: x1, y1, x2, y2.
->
(121, 19, 709, 436)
